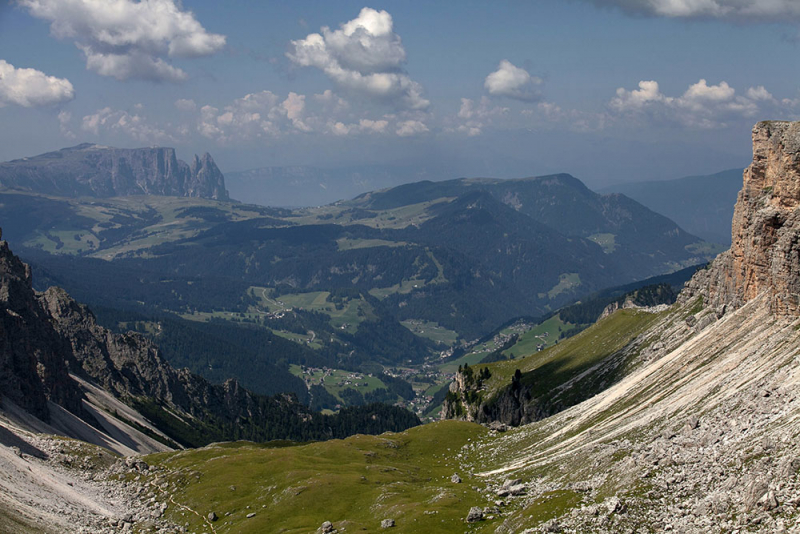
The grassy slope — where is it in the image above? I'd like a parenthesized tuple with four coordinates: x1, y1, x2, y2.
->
(478, 309, 662, 403)
(149, 421, 489, 533)
(501, 315, 572, 357)
(143, 308, 666, 533)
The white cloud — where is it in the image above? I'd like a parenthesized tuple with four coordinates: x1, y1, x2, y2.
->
(609, 78, 774, 128)
(58, 110, 76, 138)
(324, 118, 392, 136)
(359, 118, 388, 133)
(609, 80, 667, 111)
(396, 119, 428, 137)
(21, 0, 225, 82)
(484, 60, 542, 102)
(287, 7, 429, 110)
(449, 97, 509, 136)
(197, 90, 281, 142)
(82, 106, 173, 142)
(0, 59, 74, 107)
(174, 98, 197, 111)
(746, 86, 774, 102)
(583, 0, 800, 21)
(281, 92, 312, 132)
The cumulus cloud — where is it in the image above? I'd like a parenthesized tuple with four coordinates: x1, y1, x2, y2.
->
(0, 59, 74, 107)
(20, 0, 226, 82)
(197, 90, 282, 142)
(396, 119, 428, 137)
(287, 7, 429, 110)
(281, 92, 312, 132)
(82, 106, 174, 142)
(582, 0, 800, 21)
(449, 97, 509, 136)
(484, 60, 542, 102)
(174, 98, 196, 111)
(359, 118, 388, 133)
(609, 79, 777, 128)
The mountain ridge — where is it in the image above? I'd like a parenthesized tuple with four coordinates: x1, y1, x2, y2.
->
(0, 144, 229, 201)
(600, 168, 743, 245)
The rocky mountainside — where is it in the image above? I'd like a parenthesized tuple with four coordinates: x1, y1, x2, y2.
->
(0, 144, 229, 200)
(431, 121, 800, 531)
(0, 230, 419, 448)
(0, 234, 86, 423)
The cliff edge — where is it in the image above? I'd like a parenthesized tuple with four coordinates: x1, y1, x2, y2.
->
(683, 121, 800, 315)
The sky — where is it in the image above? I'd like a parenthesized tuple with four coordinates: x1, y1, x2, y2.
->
(1, 0, 799, 188)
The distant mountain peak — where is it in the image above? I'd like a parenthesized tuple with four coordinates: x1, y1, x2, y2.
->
(0, 144, 229, 201)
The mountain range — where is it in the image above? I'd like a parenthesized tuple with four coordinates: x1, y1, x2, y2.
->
(1, 120, 799, 532)
(0, 144, 723, 410)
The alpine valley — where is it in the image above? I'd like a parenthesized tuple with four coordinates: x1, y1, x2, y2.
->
(3, 120, 800, 533)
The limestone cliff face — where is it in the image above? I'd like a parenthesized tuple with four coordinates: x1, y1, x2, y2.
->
(683, 121, 800, 315)
(0, 240, 86, 421)
(0, 144, 229, 200)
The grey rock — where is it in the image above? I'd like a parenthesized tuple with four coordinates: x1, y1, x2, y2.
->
(507, 484, 527, 496)
(605, 496, 626, 515)
(246, 512, 256, 518)
(744, 479, 769, 511)
(466, 506, 484, 523)
(320, 520, 335, 533)
(488, 421, 509, 432)
(207, 512, 217, 522)
(381, 518, 395, 528)
(450, 473, 461, 484)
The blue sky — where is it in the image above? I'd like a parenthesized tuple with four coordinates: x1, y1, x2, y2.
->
(1, 0, 799, 187)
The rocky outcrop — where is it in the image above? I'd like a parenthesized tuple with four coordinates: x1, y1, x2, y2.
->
(0, 143, 229, 200)
(682, 121, 800, 316)
(0, 237, 86, 422)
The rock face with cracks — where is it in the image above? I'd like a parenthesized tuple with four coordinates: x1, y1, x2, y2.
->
(683, 121, 800, 316)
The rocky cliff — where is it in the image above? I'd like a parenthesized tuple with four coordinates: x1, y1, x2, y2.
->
(682, 121, 800, 315)
(0, 144, 229, 200)
(0, 237, 86, 422)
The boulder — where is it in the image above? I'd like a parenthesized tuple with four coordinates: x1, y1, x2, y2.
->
(466, 507, 484, 523)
